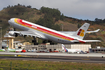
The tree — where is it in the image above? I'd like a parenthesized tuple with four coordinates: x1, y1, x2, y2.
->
(27, 5, 31, 8)
(78, 24, 81, 28)
(40, 6, 61, 21)
(60, 14, 64, 21)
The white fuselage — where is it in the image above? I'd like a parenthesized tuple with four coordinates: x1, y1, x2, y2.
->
(62, 44, 81, 53)
(8, 18, 79, 44)
(8, 18, 101, 43)
(8, 18, 101, 44)
(67, 49, 81, 53)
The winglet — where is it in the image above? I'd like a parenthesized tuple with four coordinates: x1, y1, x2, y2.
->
(62, 44, 68, 52)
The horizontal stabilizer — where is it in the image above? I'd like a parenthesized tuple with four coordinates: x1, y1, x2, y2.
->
(86, 29, 100, 33)
(79, 40, 101, 43)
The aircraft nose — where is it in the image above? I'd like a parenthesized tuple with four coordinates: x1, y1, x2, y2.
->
(8, 19, 11, 24)
(8, 18, 15, 23)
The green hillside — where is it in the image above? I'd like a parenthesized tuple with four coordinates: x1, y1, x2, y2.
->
(0, 4, 105, 47)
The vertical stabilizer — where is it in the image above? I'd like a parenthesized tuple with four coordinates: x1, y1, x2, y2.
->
(62, 44, 68, 52)
(62, 44, 65, 50)
(72, 23, 90, 40)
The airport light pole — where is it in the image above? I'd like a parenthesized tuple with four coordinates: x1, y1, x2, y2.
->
(60, 24, 63, 31)
(0, 27, 2, 49)
(62, 24, 63, 31)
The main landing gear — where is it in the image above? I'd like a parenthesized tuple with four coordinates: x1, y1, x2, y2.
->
(42, 40, 55, 45)
(32, 37, 55, 45)
(32, 37, 38, 45)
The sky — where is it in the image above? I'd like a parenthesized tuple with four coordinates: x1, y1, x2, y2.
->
(0, 0, 105, 20)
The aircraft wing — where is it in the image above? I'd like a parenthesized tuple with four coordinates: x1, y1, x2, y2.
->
(8, 31, 42, 38)
(59, 31, 75, 35)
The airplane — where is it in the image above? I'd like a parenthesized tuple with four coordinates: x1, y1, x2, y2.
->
(8, 48, 26, 53)
(0, 49, 5, 52)
(62, 44, 82, 53)
(0, 48, 18, 52)
(8, 18, 101, 45)
(15, 49, 22, 53)
(8, 48, 16, 52)
(0, 48, 15, 52)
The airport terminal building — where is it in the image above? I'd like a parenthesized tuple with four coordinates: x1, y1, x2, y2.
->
(24, 44, 91, 52)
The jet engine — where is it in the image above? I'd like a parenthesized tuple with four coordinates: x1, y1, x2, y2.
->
(8, 31, 18, 37)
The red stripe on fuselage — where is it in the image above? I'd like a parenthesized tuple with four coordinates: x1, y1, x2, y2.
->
(79, 40, 85, 43)
(15, 19, 74, 41)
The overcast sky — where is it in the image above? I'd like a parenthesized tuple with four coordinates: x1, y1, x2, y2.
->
(0, 0, 105, 20)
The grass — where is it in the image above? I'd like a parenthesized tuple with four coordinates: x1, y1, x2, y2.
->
(0, 54, 14, 57)
(0, 59, 104, 70)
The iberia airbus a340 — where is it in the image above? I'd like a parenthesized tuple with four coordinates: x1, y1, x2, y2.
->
(8, 18, 101, 44)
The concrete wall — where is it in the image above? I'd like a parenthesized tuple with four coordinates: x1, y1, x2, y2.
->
(71, 44, 91, 52)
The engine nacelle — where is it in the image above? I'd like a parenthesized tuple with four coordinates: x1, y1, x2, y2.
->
(9, 31, 15, 36)
(9, 31, 18, 37)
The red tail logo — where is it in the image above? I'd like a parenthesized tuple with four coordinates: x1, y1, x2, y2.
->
(77, 29, 85, 37)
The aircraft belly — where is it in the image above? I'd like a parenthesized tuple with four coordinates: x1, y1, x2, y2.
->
(45, 34, 72, 44)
